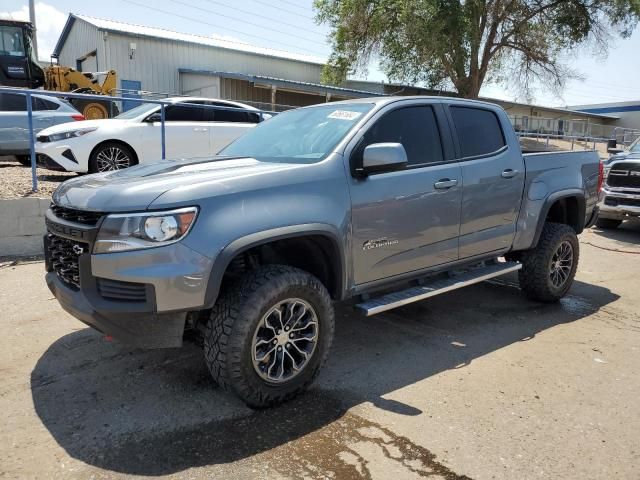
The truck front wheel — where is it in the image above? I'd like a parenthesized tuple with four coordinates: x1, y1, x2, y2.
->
(204, 265, 335, 408)
(518, 222, 579, 302)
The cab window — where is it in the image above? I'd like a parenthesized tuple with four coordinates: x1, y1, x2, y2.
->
(352, 105, 444, 170)
(450, 106, 506, 158)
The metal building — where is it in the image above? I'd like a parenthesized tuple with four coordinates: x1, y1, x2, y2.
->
(53, 14, 379, 111)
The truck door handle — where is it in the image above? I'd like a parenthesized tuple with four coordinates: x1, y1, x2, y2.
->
(501, 169, 518, 179)
(434, 179, 458, 189)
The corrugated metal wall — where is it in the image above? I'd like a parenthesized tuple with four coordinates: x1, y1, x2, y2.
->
(57, 20, 103, 71)
(220, 78, 330, 110)
(219, 78, 272, 105)
(94, 29, 323, 94)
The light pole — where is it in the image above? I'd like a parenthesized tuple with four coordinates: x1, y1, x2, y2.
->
(29, 0, 38, 60)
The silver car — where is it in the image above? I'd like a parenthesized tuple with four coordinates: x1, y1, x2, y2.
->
(0, 92, 84, 165)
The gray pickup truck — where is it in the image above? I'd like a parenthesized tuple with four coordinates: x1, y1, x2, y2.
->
(44, 96, 601, 407)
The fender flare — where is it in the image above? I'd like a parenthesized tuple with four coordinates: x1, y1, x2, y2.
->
(531, 189, 586, 247)
(203, 223, 347, 308)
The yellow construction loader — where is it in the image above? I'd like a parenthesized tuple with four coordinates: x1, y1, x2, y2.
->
(44, 66, 119, 119)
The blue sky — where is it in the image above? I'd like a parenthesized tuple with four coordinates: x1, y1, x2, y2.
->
(3, 0, 639, 107)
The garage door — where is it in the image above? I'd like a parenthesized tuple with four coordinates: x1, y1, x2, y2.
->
(180, 73, 220, 98)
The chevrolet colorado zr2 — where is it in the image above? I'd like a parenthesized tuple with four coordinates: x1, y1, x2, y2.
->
(44, 97, 602, 407)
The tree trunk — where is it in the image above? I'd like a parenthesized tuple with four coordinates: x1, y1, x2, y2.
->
(455, 76, 482, 99)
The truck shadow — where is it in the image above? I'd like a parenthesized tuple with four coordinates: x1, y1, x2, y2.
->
(590, 220, 640, 245)
(30, 276, 619, 477)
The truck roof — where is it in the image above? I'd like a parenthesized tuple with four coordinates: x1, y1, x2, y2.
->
(319, 95, 504, 110)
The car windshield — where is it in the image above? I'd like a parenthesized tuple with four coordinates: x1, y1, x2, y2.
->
(219, 103, 374, 163)
(115, 103, 158, 120)
(629, 137, 640, 153)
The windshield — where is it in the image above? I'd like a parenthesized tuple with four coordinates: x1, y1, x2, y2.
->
(629, 136, 640, 153)
(115, 103, 158, 120)
(219, 103, 374, 163)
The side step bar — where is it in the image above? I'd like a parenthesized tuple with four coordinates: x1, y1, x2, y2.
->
(356, 261, 522, 316)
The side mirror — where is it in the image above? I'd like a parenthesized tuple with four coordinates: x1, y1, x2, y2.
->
(360, 142, 408, 175)
(607, 147, 624, 154)
(145, 112, 162, 123)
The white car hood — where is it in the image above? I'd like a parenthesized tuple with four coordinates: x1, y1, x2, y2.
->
(38, 119, 131, 136)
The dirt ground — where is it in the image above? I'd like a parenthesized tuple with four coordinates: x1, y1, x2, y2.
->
(0, 156, 76, 199)
(1, 224, 639, 479)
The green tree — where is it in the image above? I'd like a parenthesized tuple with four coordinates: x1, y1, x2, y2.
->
(315, 0, 640, 98)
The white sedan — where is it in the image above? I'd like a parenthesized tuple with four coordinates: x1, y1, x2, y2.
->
(35, 97, 264, 173)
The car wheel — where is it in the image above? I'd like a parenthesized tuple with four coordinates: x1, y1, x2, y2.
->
(518, 222, 579, 302)
(204, 265, 335, 408)
(595, 218, 622, 230)
(16, 155, 31, 167)
(89, 142, 137, 173)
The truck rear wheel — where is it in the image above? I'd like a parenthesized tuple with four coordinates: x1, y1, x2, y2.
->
(204, 265, 335, 408)
(518, 222, 579, 302)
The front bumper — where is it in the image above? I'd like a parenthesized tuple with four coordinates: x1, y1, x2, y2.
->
(36, 141, 86, 172)
(598, 188, 640, 220)
(44, 207, 214, 348)
(46, 270, 187, 348)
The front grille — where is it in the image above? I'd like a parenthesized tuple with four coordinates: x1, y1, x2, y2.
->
(46, 234, 86, 289)
(606, 163, 640, 189)
(50, 204, 103, 226)
(97, 278, 148, 302)
(604, 196, 640, 208)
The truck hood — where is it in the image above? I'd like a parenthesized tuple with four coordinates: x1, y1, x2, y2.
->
(52, 156, 304, 211)
(607, 151, 640, 164)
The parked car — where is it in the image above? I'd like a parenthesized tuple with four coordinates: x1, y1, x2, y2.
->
(597, 136, 640, 228)
(35, 97, 264, 173)
(0, 92, 84, 165)
(44, 96, 601, 407)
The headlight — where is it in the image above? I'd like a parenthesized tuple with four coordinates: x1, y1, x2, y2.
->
(48, 127, 97, 142)
(93, 207, 198, 253)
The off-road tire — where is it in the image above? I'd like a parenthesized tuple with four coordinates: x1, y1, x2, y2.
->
(71, 99, 119, 119)
(204, 265, 335, 408)
(595, 218, 622, 230)
(518, 222, 579, 303)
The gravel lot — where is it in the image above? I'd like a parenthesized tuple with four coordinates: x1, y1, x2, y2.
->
(0, 156, 76, 199)
(1, 224, 639, 479)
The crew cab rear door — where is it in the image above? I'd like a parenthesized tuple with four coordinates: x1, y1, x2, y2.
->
(348, 102, 462, 285)
(446, 103, 525, 258)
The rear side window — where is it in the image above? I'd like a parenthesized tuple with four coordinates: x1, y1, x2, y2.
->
(34, 98, 59, 111)
(206, 103, 260, 123)
(0, 93, 27, 111)
(450, 106, 505, 157)
(353, 105, 443, 167)
(165, 103, 204, 121)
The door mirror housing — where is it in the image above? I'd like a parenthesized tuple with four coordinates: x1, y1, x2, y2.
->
(607, 147, 624, 154)
(359, 143, 408, 175)
(145, 112, 162, 123)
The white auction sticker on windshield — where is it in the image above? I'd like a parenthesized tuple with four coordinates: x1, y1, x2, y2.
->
(328, 110, 362, 120)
